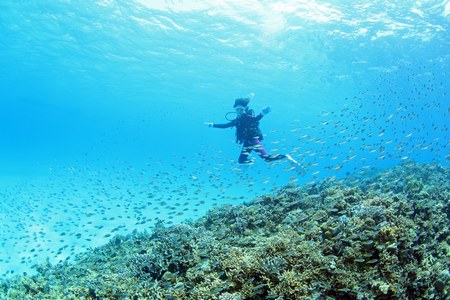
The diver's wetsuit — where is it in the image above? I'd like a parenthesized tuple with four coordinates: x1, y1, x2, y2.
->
(213, 112, 286, 164)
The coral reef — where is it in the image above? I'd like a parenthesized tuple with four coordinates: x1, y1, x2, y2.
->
(0, 161, 449, 299)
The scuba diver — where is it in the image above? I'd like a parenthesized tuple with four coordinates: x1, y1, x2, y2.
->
(205, 96, 305, 174)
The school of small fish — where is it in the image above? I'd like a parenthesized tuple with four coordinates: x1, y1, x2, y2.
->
(0, 68, 448, 278)
(0, 156, 292, 278)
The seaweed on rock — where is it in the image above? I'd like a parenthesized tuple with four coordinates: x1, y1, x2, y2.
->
(0, 162, 449, 299)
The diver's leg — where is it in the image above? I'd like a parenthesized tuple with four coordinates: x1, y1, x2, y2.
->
(264, 154, 287, 162)
(238, 143, 254, 164)
(251, 139, 286, 162)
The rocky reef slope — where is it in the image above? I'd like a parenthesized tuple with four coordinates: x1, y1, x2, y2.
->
(1, 162, 449, 299)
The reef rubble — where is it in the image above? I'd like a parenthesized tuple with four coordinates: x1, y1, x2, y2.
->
(0, 162, 449, 299)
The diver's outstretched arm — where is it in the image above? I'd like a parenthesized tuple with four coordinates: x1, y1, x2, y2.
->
(205, 121, 234, 129)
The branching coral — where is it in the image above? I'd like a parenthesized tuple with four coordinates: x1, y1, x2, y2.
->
(1, 162, 449, 299)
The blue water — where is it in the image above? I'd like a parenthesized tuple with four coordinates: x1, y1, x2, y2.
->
(0, 0, 449, 277)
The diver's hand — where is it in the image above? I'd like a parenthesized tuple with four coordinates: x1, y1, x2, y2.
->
(204, 122, 214, 127)
(261, 106, 272, 115)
